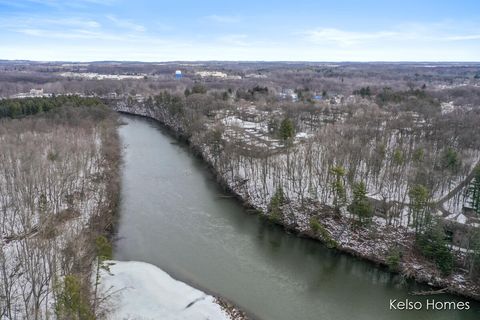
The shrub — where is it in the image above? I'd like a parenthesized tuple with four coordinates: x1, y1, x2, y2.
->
(55, 275, 94, 320)
(309, 217, 338, 249)
(392, 149, 405, 166)
(386, 248, 402, 271)
(268, 186, 285, 222)
(310, 217, 321, 233)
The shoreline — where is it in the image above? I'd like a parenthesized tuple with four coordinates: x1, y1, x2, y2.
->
(111, 103, 480, 303)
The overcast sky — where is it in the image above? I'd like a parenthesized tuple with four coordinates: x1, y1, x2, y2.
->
(0, 0, 479, 62)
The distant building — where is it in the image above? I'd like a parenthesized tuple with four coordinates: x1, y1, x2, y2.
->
(175, 70, 182, 79)
(11, 88, 52, 99)
(107, 92, 117, 99)
(313, 95, 323, 101)
(279, 89, 298, 102)
(30, 88, 44, 96)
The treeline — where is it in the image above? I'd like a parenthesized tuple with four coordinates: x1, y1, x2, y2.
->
(0, 95, 105, 118)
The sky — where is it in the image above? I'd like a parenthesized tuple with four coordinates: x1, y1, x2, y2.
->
(0, 0, 479, 62)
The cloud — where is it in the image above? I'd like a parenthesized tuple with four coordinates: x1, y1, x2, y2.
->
(303, 23, 480, 47)
(442, 34, 480, 41)
(304, 28, 398, 46)
(17, 28, 42, 36)
(0, 16, 101, 30)
(204, 14, 241, 23)
(0, 15, 113, 41)
(106, 15, 145, 32)
(14, 27, 123, 40)
(44, 17, 101, 29)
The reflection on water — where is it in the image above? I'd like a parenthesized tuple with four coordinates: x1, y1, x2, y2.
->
(115, 115, 480, 320)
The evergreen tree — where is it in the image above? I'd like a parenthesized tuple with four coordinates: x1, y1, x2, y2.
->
(330, 166, 346, 214)
(279, 117, 295, 141)
(269, 186, 285, 221)
(55, 275, 94, 320)
(354, 86, 371, 98)
(191, 83, 207, 94)
(408, 184, 431, 234)
(416, 220, 454, 275)
(412, 147, 425, 164)
(349, 181, 373, 224)
(392, 148, 405, 166)
(222, 91, 229, 101)
(465, 166, 480, 214)
(0, 96, 105, 119)
(441, 148, 461, 172)
(93, 236, 113, 313)
(467, 230, 480, 277)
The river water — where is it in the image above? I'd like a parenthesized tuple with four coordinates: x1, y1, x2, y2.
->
(115, 115, 480, 320)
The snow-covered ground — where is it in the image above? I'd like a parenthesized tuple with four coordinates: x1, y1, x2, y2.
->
(100, 261, 231, 320)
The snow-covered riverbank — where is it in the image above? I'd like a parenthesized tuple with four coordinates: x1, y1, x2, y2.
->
(110, 102, 480, 302)
(100, 261, 233, 320)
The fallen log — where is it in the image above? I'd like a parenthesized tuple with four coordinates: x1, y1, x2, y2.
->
(411, 288, 448, 296)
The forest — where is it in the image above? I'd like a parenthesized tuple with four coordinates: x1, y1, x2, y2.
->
(0, 103, 120, 319)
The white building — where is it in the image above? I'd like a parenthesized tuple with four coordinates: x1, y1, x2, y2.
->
(30, 88, 44, 96)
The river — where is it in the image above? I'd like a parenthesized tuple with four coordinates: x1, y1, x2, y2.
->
(114, 114, 480, 320)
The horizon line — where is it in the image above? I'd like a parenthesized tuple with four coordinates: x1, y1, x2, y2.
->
(1, 59, 480, 64)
